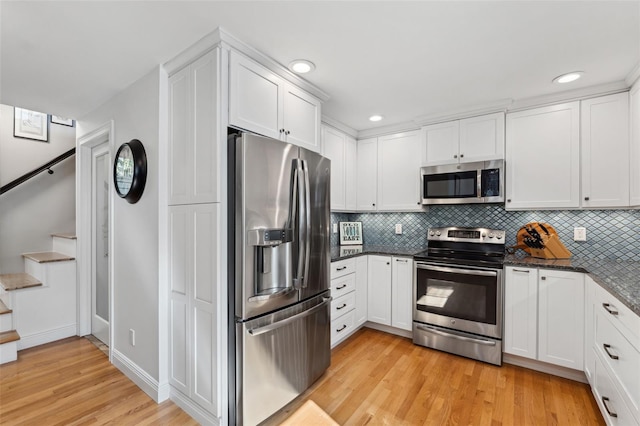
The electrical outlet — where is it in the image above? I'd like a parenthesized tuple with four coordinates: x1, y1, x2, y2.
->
(129, 329, 136, 346)
(573, 227, 587, 241)
(332, 223, 338, 234)
(395, 224, 403, 234)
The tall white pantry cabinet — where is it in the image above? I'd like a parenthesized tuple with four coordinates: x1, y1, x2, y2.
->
(168, 47, 222, 419)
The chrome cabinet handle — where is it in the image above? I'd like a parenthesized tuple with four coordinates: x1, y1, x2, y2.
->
(507, 199, 512, 203)
(603, 344, 619, 360)
(336, 266, 347, 271)
(336, 324, 347, 332)
(336, 284, 347, 290)
(336, 303, 347, 310)
(584, 196, 590, 201)
(460, 154, 464, 158)
(601, 397, 618, 418)
(453, 154, 458, 159)
(512, 268, 530, 273)
(602, 303, 619, 316)
(396, 259, 408, 263)
(541, 276, 546, 280)
(285, 130, 290, 135)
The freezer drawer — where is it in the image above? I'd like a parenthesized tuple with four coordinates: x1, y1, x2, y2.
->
(237, 293, 331, 426)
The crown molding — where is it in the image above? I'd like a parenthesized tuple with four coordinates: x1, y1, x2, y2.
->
(413, 98, 513, 127)
(626, 61, 640, 87)
(321, 115, 358, 138)
(163, 27, 330, 102)
(508, 81, 629, 112)
(357, 121, 419, 140)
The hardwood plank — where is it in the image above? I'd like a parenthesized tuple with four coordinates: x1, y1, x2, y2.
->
(267, 328, 605, 426)
(0, 337, 197, 425)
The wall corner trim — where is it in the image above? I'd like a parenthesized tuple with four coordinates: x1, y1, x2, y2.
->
(112, 348, 163, 403)
(170, 388, 220, 426)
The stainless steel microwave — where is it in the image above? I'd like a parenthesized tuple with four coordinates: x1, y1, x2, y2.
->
(421, 159, 504, 205)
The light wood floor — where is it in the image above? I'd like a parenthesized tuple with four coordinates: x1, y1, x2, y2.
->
(0, 337, 197, 425)
(269, 328, 605, 426)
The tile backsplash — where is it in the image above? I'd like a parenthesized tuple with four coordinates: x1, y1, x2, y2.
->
(331, 205, 640, 261)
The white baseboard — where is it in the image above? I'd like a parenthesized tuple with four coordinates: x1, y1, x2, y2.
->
(170, 387, 219, 426)
(364, 322, 413, 339)
(503, 353, 588, 384)
(0, 341, 18, 364)
(17, 323, 76, 350)
(158, 381, 171, 402)
(112, 348, 163, 402)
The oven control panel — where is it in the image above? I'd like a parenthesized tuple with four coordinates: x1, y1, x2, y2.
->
(427, 227, 505, 244)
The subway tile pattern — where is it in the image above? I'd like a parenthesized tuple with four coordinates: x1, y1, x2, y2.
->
(332, 206, 640, 261)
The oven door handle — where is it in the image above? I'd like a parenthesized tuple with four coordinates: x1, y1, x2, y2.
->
(416, 263, 497, 277)
(416, 324, 497, 346)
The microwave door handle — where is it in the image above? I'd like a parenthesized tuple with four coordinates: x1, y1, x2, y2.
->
(477, 169, 482, 198)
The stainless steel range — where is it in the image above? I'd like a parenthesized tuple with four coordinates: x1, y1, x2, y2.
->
(412, 226, 506, 366)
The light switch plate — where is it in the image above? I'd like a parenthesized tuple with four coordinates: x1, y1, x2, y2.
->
(332, 223, 338, 234)
(573, 227, 586, 241)
(395, 224, 403, 234)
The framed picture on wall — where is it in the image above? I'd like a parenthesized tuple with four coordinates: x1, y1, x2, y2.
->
(50, 115, 75, 127)
(14, 107, 48, 142)
(339, 221, 363, 246)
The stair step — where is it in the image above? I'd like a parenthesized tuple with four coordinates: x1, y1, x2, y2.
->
(0, 330, 20, 345)
(0, 273, 43, 291)
(22, 251, 75, 263)
(0, 299, 11, 315)
(51, 233, 77, 240)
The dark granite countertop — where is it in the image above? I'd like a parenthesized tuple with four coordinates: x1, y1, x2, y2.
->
(330, 246, 639, 317)
(504, 253, 640, 317)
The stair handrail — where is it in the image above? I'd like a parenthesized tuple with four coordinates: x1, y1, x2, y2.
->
(0, 147, 76, 195)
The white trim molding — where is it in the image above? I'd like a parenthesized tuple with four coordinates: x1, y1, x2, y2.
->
(17, 324, 77, 350)
(413, 98, 513, 127)
(112, 348, 166, 403)
(357, 121, 419, 140)
(503, 353, 588, 384)
(626, 61, 640, 87)
(170, 388, 220, 426)
(321, 115, 358, 138)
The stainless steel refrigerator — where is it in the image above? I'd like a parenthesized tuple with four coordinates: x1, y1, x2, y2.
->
(228, 132, 331, 426)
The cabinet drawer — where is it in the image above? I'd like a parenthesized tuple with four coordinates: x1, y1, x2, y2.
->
(331, 273, 355, 298)
(331, 309, 355, 346)
(593, 352, 636, 426)
(594, 283, 640, 349)
(331, 291, 355, 320)
(331, 258, 356, 279)
(595, 309, 640, 420)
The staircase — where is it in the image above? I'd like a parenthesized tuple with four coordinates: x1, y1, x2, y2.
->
(0, 233, 77, 364)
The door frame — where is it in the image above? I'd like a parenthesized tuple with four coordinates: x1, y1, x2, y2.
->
(77, 121, 115, 359)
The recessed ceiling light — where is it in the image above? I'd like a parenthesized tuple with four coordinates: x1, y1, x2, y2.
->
(288, 60, 315, 74)
(369, 115, 384, 122)
(553, 71, 584, 84)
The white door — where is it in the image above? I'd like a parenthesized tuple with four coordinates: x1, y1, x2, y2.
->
(367, 255, 392, 326)
(322, 125, 346, 210)
(421, 120, 459, 166)
(356, 138, 378, 211)
(91, 143, 110, 345)
(377, 130, 422, 211)
(391, 257, 413, 331)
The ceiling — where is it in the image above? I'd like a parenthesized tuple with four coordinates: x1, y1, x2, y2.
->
(1, 1, 639, 132)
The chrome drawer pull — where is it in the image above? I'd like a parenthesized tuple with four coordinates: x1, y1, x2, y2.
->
(601, 396, 618, 418)
(336, 284, 347, 290)
(512, 269, 530, 273)
(336, 303, 347, 310)
(336, 266, 347, 271)
(336, 324, 347, 333)
(602, 303, 619, 316)
(603, 344, 619, 360)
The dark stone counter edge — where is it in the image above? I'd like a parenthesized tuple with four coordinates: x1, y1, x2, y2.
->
(330, 246, 640, 318)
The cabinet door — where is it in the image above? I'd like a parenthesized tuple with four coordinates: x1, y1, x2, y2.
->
(504, 266, 538, 359)
(377, 131, 422, 211)
(391, 257, 413, 331)
(355, 256, 368, 326)
(367, 255, 391, 326)
(168, 66, 191, 205)
(581, 93, 630, 207)
(538, 269, 584, 370)
(344, 136, 357, 211)
(458, 112, 505, 163)
(631, 83, 640, 206)
(584, 276, 596, 385)
(356, 138, 378, 211)
(421, 121, 459, 166)
(229, 51, 281, 140)
(322, 125, 346, 210)
(283, 83, 321, 152)
(506, 102, 580, 210)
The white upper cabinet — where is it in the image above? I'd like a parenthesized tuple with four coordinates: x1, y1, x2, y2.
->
(321, 124, 357, 211)
(168, 49, 221, 205)
(356, 138, 378, 211)
(630, 82, 640, 206)
(581, 92, 630, 208)
(377, 130, 422, 211)
(421, 112, 504, 166)
(505, 102, 580, 210)
(229, 51, 321, 152)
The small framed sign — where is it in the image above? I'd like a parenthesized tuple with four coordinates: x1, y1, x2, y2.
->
(51, 116, 75, 127)
(339, 221, 363, 246)
(14, 107, 48, 142)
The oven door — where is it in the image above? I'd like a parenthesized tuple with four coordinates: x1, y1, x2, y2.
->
(414, 262, 503, 339)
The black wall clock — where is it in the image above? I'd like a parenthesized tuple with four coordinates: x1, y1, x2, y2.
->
(113, 139, 147, 204)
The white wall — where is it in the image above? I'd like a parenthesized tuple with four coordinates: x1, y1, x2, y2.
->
(77, 67, 161, 382)
(0, 104, 76, 274)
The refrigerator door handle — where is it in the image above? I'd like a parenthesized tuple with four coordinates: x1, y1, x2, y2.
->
(293, 159, 305, 289)
(247, 297, 332, 336)
(301, 160, 311, 288)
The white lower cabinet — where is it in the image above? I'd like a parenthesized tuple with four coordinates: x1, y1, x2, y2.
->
(367, 255, 413, 330)
(169, 203, 219, 416)
(367, 255, 392, 326)
(391, 257, 413, 331)
(504, 266, 584, 370)
(354, 256, 368, 326)
(593, 353, 636, 426)
(330, 258, 357, 347)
